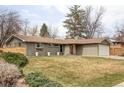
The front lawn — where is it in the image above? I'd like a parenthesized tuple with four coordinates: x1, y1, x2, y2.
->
(23, 56, 124, 87)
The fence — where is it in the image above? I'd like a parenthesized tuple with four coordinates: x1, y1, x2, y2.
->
(110, 46, 124, 56)
(0, 47, 26, 55)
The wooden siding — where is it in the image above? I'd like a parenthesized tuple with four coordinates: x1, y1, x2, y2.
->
(0, 47, 26, 55)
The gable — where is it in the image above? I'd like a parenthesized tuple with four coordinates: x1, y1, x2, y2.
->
(101, 40, 111, 45)
(5, 36, 24, 47)
(6, 37, 22, 44)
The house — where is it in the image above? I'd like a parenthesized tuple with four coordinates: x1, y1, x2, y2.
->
(5, 34, 111, 56)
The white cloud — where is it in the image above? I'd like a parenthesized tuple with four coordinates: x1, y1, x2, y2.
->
(102, 5, 124, 25)
(101, 5, 124, 36)
(21, 9, 42, 20)
(54, 5, 69, 14)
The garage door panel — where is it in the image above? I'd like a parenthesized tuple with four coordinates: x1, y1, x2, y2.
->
(83, 45, 98, 56)
(99, 45, 109, 56)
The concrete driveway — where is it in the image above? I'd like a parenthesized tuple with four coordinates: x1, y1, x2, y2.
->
(113, 82, 124, 87)
(102, 56, 124, 60)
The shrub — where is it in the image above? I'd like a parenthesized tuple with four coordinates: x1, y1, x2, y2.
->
(0, 62, 22, 87)
(2, 52, 28, 67)
(44, 80, 63, 87)
(25, 72, 63, 87)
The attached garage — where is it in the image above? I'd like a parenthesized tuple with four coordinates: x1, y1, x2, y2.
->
(81, 40, 110, 56)
(82, 44, 110, 56)
(98, 44, 109, 56)
(64, 38, 111, 56)
(82, 44, 98, 56)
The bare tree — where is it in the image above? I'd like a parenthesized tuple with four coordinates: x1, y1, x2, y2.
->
(28, 25, 38, 36)
(22, 19, 29, 35)
(0, 10, 22, 47)
(84, 6, 105, 39)
(63, 5, 105, 39)
(113, 24, 124, 41)
(48, 26, 58, 38)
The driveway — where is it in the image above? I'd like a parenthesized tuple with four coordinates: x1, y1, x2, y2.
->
(102, 56, 124, 60)
(113, 82, 124, 87)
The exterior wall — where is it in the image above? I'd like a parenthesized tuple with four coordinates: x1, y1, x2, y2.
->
(76, 45, 83, 55)
(47, 46, 60, 55)
(5, 37, 27, 55)
(5, 37, 61, 56)
(82, 44, 98, 56)
(26, 43, 61, 56)
(26, 43, 36, 56)
(6, 37, 26, 48)
(72, 44, 76, 55)
(64, 45, 70, 55)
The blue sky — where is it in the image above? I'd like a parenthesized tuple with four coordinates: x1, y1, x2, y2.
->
(1, 5, 124, 38)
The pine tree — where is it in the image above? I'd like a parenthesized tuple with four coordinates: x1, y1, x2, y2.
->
(40, 23, 49, 37)
(63, 5, 86, 39)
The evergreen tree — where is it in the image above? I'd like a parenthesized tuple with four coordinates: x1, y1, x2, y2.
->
(63, 5, 86, 39)
(40, 23, 49, 37)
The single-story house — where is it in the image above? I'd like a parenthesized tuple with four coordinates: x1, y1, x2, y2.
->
(5, 34, 111, 56)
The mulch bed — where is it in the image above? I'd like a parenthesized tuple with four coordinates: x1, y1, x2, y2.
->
(16, 78, 29, 87)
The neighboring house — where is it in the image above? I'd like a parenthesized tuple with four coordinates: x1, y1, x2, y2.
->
(5, 34, 111, 56)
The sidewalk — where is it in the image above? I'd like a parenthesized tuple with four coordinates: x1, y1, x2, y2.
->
(113, 82, 124, 87)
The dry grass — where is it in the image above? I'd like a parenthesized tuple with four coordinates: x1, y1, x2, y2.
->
(23, 56, 124, 86)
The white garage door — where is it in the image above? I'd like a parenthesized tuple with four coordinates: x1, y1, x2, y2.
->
(99, 45, 109, 56)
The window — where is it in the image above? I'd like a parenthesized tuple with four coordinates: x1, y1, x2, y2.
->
(55, 44, 59, 46)
(36, 43, 40, 48)
(36, 43, 44, 48)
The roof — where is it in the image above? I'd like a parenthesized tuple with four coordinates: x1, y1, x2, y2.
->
(6, 34, 111, 45)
